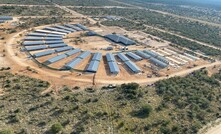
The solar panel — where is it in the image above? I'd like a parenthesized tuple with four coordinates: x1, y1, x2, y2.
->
(48, 43, 67, 48)
(126, 52, 143, 61)
(106, 53, 116, 62)
(75, 24, 88, 30)
(149, 57, 168, 68)
(54, 25, 76, 32)
(136, 50, 151, 59)
(125, 61, 141, 73)
(45, 40, 64, 44)
(33, 50, 55, 58)
(46, 54, 67, 64)
(55, 46, 73, 52)
(25, 45, 47, 51)
(64, 58, 82, 69)
(64, 24, 82, 31)
(117, 53, 130, 62)
(86, 60, 100, 73)
(35, 29, 66, 35)
(108, 61, 120, 74)
(92, 52, 102, 61)
(65, 49, 81, 56)
(23, 41, 45, 46)
(77, 51, 91, 59)
(44, 27, 71, 34)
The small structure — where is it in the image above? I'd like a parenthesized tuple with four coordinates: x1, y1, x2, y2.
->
(0, 16, 13, 23)
(86, 31, 97, 36)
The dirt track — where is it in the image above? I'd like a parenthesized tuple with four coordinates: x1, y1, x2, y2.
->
(4, 28, 221, 86)
(110, 0, 221, 28)
(2, 1, 221, 86)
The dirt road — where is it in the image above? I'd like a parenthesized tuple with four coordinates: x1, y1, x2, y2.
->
(124, 18, 221, 51)
(65, 4, 221, 50)
(110, 0, 221, 28)
(2, 0, 221, 86)
(4, 29, 221, 86)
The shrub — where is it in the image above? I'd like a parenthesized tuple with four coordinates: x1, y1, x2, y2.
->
(51, 123, 63, 133)
(132, 104, 152, 118)
(0, 129, 13, 134)
(119, 83, 141, 99)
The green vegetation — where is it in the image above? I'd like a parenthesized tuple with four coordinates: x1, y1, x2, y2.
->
(0, 0, 50, 5)
(0, 6, 70, 16)
(51, 0, 127, 6)
(212, 69, 221, 81)
(51, 123, 63, 133)
(155, 70, 221, 133)
(119, 0, 221, 9)
(72, 7, 221, 47)
(102, 19, 221, 56)
(0, 69, 220, 133)
(132, 104, 152, 118)
(118, 0, 221, 24)
(143, 27, 221, 56)
(0, 129, 13, 134)
(17, 17, 74, 29)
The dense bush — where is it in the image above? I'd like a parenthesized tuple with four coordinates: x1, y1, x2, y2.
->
(51, 123, 63, 133)
(119, 83, 142, 99)
(155, 70, 221, 133)
(212, 70, 221, 81)
(0, 130, 13, 134)
(101, 19, 221, 56)
(0, 6, 69, 16)
(0, 71, 220, 133)
(74, 7, 221, 47)
(132, 104, 152, 118)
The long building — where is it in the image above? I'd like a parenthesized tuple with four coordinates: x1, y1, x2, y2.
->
(149, 57, 168, 68)
(126, 52, 143, 61)
(105, 34, 136, 46)
(106, 53, 120, 74)
(108, 61, 120, 74)
(33, 50, 55, 58)
(125, 61, 141, 73)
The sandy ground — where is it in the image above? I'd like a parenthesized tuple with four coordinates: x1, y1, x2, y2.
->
(205, 124, 221, 134)
(1, 2, 220, 88)
(199, 119, 221, 134)
(0, 88, 3, 96)
(2, 21, 220, 89)
(1, 2, 221, 132)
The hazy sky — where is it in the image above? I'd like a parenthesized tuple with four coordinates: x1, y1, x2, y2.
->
(143, 0, 221, 8)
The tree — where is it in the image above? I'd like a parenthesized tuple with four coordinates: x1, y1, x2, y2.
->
(120, 83, 141, 99)
(132, 104, 152, 118)
(51, 123, 63, 133)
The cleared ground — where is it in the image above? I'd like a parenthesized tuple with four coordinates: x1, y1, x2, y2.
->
(1, 20, 218, 88)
